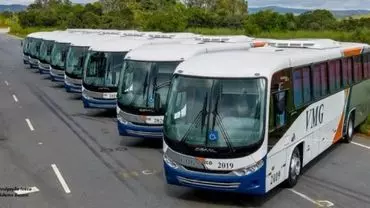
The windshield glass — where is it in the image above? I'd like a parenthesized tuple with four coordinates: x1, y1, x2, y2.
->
(39, 40, 54, 62)
(51, 42, 70, 69)
(29, 38, 42, 57)
(65, 46, 89, 78)
(23, 38, 30, 54)
(164, 75, 266, 150)
(117, 60, 181, 112)
(83, 51, 126, 87)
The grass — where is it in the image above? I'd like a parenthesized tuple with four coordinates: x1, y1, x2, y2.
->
(359, 115, 370, 135)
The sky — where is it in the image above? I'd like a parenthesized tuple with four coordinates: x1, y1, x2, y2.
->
(248, 0, 370, 10)
(2, 0, 370, 10)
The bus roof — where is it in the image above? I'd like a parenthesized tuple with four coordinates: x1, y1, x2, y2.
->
(125, 37, 261, 62)
(88, 34, 201, 53)
(174, 39, 370, 79)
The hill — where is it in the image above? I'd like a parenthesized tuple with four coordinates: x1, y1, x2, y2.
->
(0, 4, 27, 12)
(248, 6, 370, 18)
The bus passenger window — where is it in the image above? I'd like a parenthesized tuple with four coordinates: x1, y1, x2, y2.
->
(293, 69, 303, 107)
(302, 67, 311, 103)
(319, 63, 328, 96)
(312, 66, 321, 98)
(347, 58, 353, 85)
(354, 56, 362, 82)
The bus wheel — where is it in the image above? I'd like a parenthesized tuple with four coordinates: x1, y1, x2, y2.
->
(344, 115, 354, 143)
(285, 147, 301, 188)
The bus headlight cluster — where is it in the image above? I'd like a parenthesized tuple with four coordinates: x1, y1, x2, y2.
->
(163, 153, 178, 169)
(232, 160, 264, 176)
(117, 114, 129, 125)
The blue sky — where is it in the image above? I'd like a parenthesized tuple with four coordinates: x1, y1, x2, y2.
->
(2, 0, 370, 10)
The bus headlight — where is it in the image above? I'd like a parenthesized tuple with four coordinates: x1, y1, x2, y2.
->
(232, 160, 264, 176)
(117, 114, 128, 125)
(163, 153, 178, 169)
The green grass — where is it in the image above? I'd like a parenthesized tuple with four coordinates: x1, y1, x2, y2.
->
(359, 115, 370, 135)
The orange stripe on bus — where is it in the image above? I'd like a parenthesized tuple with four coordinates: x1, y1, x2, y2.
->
(252, 41, 266, 47)
(333, 113, 344, 143)
(343, 47, 362, 57)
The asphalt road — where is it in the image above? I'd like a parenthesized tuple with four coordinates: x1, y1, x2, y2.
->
(1, 33, 370, 208)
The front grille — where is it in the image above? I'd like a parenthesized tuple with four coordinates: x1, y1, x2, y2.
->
(126, 129, 163, 137)
(177, 176, 240, 189)
(183, 166, 232, 174)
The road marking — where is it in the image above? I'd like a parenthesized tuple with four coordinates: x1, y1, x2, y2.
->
(289, 189, 324, 207)
(4, 80, 8, 86)
(12, 94, 18, 102)
(142, 170, 155, 175)
(38, 142, 43, 145)
(14, 186, 39, 195)
(351, 141, 370, 150)
(51, 164, 71, 194)
(25, 118, 34, 131)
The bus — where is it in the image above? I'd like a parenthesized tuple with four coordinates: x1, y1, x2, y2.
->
(38, 31, 72, 74)
(26, 32, 53, 68)
(81, 33, 199, 109)
(50, 30, 140, 82)
(116, 35, 266, 139)
(64, 31, 149, 93)
(162, 39, 370, 195)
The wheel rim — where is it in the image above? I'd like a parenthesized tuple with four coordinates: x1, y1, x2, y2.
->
(348, 119, 353, 139)
(290, 151, 301, 180)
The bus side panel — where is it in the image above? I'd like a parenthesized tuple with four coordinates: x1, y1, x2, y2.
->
(265, 149, 287, 192)
(267, 90, 346, 189)
(346, 80, 370, 128)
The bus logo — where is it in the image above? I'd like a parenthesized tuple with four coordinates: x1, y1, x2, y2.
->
(306, 104, 324, 131)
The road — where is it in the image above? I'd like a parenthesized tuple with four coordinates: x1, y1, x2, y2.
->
(1, 33, 370, 208)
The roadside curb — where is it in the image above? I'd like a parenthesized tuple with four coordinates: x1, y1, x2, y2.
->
(356, 133, 370, 139)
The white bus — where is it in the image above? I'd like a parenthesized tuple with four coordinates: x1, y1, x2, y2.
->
(81, 33, 200, 109)
(162, 39, 370, 194)
(116, 35, 266, 139)
(64, 31, 163, 93)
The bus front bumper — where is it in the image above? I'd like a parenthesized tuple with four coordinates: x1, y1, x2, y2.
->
(29, 58, 39, 69)
(164, 158, 266, 195)
(50, 68, 64, 82)
(23, 55, 29, 64)
(64, 75, 82, 93)
(38, 62, 51, 74)
(117, 120, 163, 139)
(82, 93, 116, 109)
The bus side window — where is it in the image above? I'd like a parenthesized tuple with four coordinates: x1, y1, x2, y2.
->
(348, 57, 353, 85)
(342, 58, 349, 86)
(354, 56, 363, 82)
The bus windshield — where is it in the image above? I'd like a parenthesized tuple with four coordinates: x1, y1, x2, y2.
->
(39, 40, 54, 63)
(84, 51, 126, 87)
(164, 75, 266, 153)
(51, 42, 69, 69)
(117, 60, 181, 112)
(29, 38, 42, 58)
(65, 46, 89, 78)
(23, 38, 30, 54)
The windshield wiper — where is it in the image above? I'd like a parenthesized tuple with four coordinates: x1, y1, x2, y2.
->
(211, 93, 234, 152)
(179, 93, 208, 144)
(143, 70, 149, 107)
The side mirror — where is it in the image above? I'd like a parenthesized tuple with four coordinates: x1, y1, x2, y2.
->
(154, 92, 161, 112)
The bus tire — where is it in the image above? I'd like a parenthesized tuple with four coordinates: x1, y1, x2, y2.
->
(285, 147, 301, 188)
(344, 114, 354, 143)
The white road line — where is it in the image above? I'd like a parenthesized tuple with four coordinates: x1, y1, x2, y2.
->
(51, 164, 71, 194)
(351, 141, 370, 150)
(4, 80, 9, 86)
(12, 94, 18, 102)
(289, 189, 323, 207)
(25, 118, 34, 131)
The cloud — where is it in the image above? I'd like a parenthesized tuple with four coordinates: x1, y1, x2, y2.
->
(248, 0, 370, 10)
